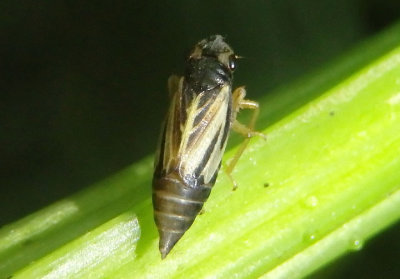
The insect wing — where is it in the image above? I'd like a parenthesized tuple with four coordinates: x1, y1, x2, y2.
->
(154, 77, 183, 177)
(155, 82, 232, 187)
(178, 85, 232, 187)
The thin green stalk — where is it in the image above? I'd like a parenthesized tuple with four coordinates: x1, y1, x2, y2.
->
(1, 22, 400, 279)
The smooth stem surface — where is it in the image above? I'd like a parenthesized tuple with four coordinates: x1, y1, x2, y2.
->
(1, 22, 400, 279)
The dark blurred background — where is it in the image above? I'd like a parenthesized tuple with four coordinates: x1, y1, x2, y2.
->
(1, 1, 399, 278)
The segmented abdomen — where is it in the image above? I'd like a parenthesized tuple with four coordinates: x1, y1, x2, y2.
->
(152, 172, 212, 258)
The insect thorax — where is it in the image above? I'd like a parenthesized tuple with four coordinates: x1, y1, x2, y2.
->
(184, 57, 232, 93)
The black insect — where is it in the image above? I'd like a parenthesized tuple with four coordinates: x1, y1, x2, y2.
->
(152, 35, 262, 258)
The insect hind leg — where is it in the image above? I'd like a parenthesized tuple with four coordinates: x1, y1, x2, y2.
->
(225, 86, 266, 190)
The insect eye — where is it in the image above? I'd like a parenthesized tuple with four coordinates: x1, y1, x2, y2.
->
(228, 54, 237, 71)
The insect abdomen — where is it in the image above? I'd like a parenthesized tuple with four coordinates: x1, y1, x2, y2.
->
(152, 172, 212, 258)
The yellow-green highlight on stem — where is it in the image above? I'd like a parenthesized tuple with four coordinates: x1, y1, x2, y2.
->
(13, 211, 140, 279)
(263, 188, 400, 279)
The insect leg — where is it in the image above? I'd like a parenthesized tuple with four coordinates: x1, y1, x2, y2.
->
(225, 86, 266, 190)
